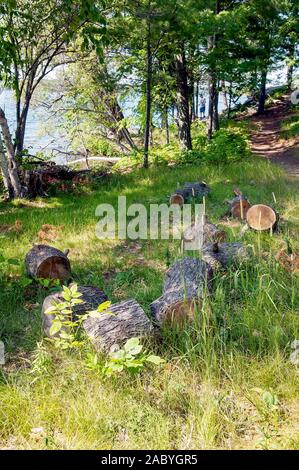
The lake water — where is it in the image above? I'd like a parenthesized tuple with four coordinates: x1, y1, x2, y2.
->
(0, 89, 69, 158)
(0, 68, 287, 161)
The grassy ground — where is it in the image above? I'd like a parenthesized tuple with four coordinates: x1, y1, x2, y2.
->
(0, 155, 299, 450)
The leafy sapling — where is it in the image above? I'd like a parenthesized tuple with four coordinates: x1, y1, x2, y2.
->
(45, 283, 111, 350)
(102, 337, 165, 376)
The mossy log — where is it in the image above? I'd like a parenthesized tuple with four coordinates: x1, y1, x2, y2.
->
(150, 258, 213, 326)
(83, 299, 154, 352)
(42, 285, 108, 337)
(25, 244, 71, 282)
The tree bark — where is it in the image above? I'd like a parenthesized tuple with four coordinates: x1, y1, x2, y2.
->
(175, 46, 192, 151)
(0, 132, 13, 197)
(83, 299, 154, 352)
(287, 43, 295, 90)
(258, 69, 267, 115)
(0, 107, 23, 198)
(144, 16, 152, 168)
(207, 0, 221, 139)
(150, 258, 212, 326)
(25, 244, 71, 282)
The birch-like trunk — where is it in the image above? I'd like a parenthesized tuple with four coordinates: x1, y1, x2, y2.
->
(0, 107, 23, 198)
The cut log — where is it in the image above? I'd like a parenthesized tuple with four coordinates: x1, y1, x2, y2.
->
(202, 242, 247, 270)
(171, 181, 211, 204)
(169, 193, 184, 206)
(246, 204, 278, 231)
(25, 244, 71, 282)
(150, 258, 212, 326)
(182, 215, 226, 251)
(225, 188, 251, 220)
(42, 285, 108, 338)
(83, 299, 154, 352)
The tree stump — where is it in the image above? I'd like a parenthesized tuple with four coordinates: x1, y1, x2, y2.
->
(83, 299, 154, 352)
(150, 258, 212, 326)
(42, 285, 108, 338)
(25, 244, 71, 282)
(246, 204, 278, 231)
(225, 188, 251, 220)
(202, 242, 247, 270)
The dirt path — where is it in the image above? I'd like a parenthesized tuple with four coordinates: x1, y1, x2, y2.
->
(249, 96, 299, 179)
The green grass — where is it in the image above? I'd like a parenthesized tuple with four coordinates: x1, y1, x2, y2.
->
(281, 107, 299, 140)
(0, 156, 299, 449)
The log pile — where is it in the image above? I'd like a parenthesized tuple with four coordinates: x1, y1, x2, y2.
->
(182, 215, 226, 251)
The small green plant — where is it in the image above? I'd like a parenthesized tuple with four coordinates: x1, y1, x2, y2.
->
(101, 337, 165, 376)
(45, 284, 111, 350)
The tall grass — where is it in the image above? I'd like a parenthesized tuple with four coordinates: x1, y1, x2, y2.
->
(0, 157, 298, 449)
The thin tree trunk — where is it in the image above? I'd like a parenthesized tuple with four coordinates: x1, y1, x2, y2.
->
(222, 80, 228, 110)
(195, 81, 199, 119)
(175, 45, 192, 151)
(0, 132, 13, 197)
(207, 1, 221, 139)
(165, 108, 169, 145)
(0, 108, 23, 198)
(258, 69, 267, 115)
(144, 17, 152, 168)
(287, 43, 295, 90)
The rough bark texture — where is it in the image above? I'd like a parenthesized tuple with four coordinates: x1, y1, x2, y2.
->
(42, 285, 108, 338)
(246, 204, 278, 231)
(0, 133, 13, 196)
(83, 299, 154, 352)
(258, 69, 267, 115)
(0, 108, 23, 198)
(202, 242, 247, 271)
(25, 244, 71, 282)
(175, 46, 192, 150)
(183, 216, 226, 251)
(150, 258, 212, 326)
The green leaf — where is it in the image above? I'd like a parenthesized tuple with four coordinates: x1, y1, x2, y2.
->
(146, 355, 165, 365)
(124, 337, 140, 353)
(49, 321, 62, 336)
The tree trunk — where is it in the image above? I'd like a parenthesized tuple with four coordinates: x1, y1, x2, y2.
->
(0, 132, 13, 197)
(208, 0, 221, 139)
(202, 242, 247, 271)
(287, 43, 295, 90)
(0, 107, 23, 198)
(258, 69, 267, 115)
(144, 18, 152, 168)
(175, 46, 192, 151)
(83, 299, 154, 352)
(42, 285, 108, 338)
(150, 258, 212, 326)
(25, 244, 71, 282)
(164, 108, 169, 145)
